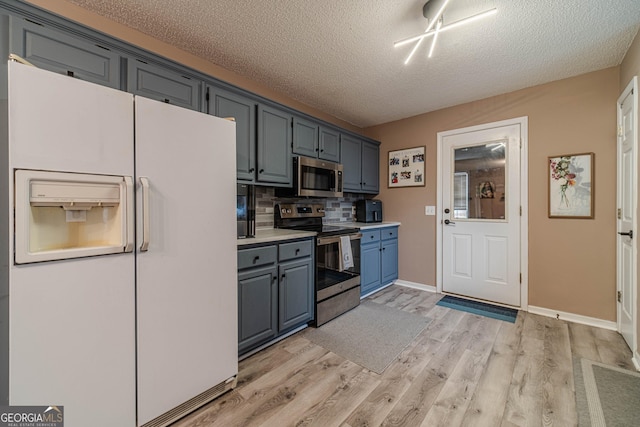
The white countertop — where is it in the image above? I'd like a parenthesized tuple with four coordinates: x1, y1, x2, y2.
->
(237, 228, 317, 246)
(340, 221, 401, 230)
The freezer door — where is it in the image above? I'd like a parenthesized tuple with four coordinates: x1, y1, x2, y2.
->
(134, 96, 238, 425)
(8, 61, 136, 427)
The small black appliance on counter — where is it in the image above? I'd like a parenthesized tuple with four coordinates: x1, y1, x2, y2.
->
(237, 184, 255, 238)
(356, 199, 383, 223)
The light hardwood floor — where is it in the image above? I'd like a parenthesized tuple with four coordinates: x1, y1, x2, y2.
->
(172, 285, 634, 427)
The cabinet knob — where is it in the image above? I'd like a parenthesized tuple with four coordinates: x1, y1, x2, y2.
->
(253, 255, 260, 263)
(249, 168, 255, 173)
(281, 273, 286, 280)
(315, 148, 319, 152)
(163, 98, 170, 103)
(295, 248, 300, 254)
(320, 149, 324, 152)
(67, 70, 75, 77)
(259, 169, 264, 174)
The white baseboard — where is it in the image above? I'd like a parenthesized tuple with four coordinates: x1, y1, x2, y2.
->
(633, 352, 640, 371)
(394, 280, 437, 293)
(527, 305, 617, 330)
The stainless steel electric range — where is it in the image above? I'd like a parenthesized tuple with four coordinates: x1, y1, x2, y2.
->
(275, 203, 361, 326)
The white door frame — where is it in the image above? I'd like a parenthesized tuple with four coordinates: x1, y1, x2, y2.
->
(436, 116, 529, 309)
(617, 76, 638, 365)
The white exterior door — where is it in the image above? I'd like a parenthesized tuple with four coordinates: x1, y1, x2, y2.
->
(440, 121, 523, 306)
(617, 78, 637, 353)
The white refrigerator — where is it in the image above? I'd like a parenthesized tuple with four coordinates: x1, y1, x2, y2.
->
(4, 61, 238, 427)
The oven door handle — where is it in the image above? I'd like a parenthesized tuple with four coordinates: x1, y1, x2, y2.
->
(317, 233, 362, 246)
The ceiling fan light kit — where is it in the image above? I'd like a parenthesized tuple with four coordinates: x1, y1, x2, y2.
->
(396, 0, 497, 64)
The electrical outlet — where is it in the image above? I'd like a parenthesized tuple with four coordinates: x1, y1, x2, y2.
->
(425, 206, 436, 216)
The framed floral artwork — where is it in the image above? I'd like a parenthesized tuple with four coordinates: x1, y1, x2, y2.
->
(548, 152, 594, 218)
(388, 146, 426, 188)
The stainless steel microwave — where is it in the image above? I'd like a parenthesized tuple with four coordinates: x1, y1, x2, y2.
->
(277, 156, 343, 198)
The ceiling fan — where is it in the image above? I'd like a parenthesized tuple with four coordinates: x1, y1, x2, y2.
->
(394, 0, 497, 64)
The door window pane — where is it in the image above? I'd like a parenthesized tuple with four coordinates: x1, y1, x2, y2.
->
(453, 142, 506, 220)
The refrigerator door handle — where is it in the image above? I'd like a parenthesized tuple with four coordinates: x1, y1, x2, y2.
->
(123, 176, 134, 252)
(140, 177, 150, 252)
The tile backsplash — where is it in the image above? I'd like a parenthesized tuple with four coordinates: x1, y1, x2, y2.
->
(255, 187, 366, 230)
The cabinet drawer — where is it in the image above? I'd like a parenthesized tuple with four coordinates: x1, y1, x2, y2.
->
(238, 245, 277, 270)
(279, 239, 313, 262)
(381, 227, 398, 240)
(361, 229, 381, 244)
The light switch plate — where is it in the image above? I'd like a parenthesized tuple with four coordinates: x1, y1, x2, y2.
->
(425, 206, 436, 216)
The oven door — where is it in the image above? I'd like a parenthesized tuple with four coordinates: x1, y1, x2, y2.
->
(315, 232, 361, 326)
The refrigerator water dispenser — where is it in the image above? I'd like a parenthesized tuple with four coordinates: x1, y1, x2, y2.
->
(14, 169, 134, 264)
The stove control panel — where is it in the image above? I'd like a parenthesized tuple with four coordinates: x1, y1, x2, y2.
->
(276, 203, 325, 219)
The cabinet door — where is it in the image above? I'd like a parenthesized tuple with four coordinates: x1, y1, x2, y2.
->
(318, 126, 340, 162)
(209, 86, 256, 182)
(360, 241, 381, 296)
(381, 238, 399, 285)
(238, 266, 278, 354)
(10, 17, 120, 89)
(361, 141, 380, 193)
(279, 258, 313, 331)
(340, 134, 362, 192)
(257, 104, 292, 185)
(292, 116, 318, 158)
(128, 59, 200, 111)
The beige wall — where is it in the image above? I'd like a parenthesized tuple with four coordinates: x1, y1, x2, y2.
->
(23, 0, 361, 134)
(23, 1, 634, 324)
(365, 67, 620, 321)
(620, 29, 640, 358)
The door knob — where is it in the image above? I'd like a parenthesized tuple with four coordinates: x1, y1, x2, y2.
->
(444, 219, 455, 225)
(444, 208, 450, 214)
(618, 230, 634, 239)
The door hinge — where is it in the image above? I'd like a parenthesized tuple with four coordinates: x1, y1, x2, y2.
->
(618, 208, 622, 220)
(519, 206, 522, 216)
(519, 273, 522, 283)
(618, 291, 622, 303)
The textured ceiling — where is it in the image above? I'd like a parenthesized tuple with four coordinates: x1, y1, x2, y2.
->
(66, 0, 640, 128)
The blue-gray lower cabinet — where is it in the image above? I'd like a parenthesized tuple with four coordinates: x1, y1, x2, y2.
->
(279, 258, 313, 331)
(238, 238, 314, 356)
(238, 265, 278, 354)
(360, 226, 399, 297)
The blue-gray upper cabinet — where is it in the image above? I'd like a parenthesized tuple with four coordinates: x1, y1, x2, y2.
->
(292, 116, 319, 158)
(208, 86, 257, 183)
(340, 134, 379, 194)
(341, 134, 363, 192)
(128, 59, 200, 111)
(10, 17, 120, 89)
(318, 126, 340, 163)
(361, 140, 380, 193)
(257, 104, 292, 186)
(292, 118, 340, 163)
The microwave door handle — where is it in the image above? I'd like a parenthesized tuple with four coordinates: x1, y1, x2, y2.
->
(140, 177, 150, 252)
(123, 176, 134, 252)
